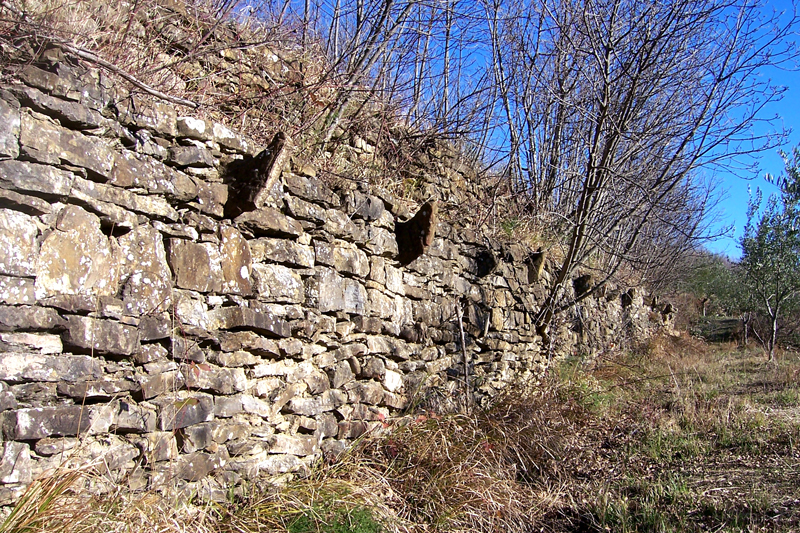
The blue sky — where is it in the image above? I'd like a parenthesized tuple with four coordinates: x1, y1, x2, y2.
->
(704, 1, 800, 259)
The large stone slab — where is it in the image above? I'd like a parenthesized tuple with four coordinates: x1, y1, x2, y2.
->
(62, 316, 139, 356)
(209, 307, 290, 338)
(0, 97, 19, 159)
(0, 352, 102, 382)
(19, 112, 115, 179)
(168, 239, 223, 293)
(0, 209, 38, 277)
(252, 264, 304, 304)
(219, 226, 252, 295)
(35, 205, 120, 300)
(3, 406, 94, 439)
(117, 226, 173, 315)
(250, 237, 314, 268)
(0, 160, 75, 197)
(153, 392, 215, 431)
(111, 149, 198, 201)
(0, 305, 65, 332)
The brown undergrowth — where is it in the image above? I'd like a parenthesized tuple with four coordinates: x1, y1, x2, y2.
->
(3, 336, 799, 532)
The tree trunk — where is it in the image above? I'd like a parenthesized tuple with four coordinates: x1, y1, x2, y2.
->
(769, 313, 778, 362)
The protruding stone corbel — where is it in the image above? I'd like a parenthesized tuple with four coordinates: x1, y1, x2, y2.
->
(225, 132, 292, 218)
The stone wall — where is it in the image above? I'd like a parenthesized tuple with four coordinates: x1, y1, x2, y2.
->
(0, 49, 671, 503)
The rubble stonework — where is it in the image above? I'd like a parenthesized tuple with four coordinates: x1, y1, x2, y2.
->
(0, 51, 672, 504)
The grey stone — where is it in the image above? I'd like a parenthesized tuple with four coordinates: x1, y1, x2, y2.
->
(250, 237, 314, 268)
(252, 264, 304, 303)
(57, 378, 138, 399)
(177, 117, 212, 140)
(343, 278, 367, 315)
(314, 240, 369, 278)
(176, 449, 228, 481)
(0, 209, 38, 277)
(338, 421, 369, 439)
(218, 331, 280, 357)
(70, 177, 179, 221)
(169, 145, 216, 168)
(113, 400, 158, 433)
(287, 390, 342, 416)
(214, 395, 243, 417)
(139, 432, 179, 463)
(286, 196, 326, 223)
(168, 239, 223, 293)
(345, 381, 384, 405)
(180, 422, 214, 453)
(0, 442, 31, 484)
(117, 226, 173, 315)
(62, 316, 139, 356)
(219, 226, 253, 295)
(139, 314, 171, 341)
(34, 437, 79, 457)
(323, 209, 357, 238)
(117, 95, 178, 137)
(172, 337, 205, 363)
(140, 371, 185, 400)
(2, 406, 93, 439)
(0, 188, 51, 216)
(0, 160, 75, 196)
(153, 392, 215, 431)
(0, 305, 64, 332)
(235, 207, 303, 237)
(209, 307, 290, 337)
(0, 97, 19, 159)
(19, 112, 115, 179)
(111, 150, 198, 201)
(13, 85, 104, 129)
(193, 181, 228, 217)
(35, 205, 120, 300)
(0, 352, 102, 382)
(269, 434, 318, 456)
(283, 173, 340, 207)
(327, 360, 355, 389)
(182, 363, 247, 394)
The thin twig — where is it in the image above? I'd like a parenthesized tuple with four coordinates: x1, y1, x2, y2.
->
(56, 41, 200, 109)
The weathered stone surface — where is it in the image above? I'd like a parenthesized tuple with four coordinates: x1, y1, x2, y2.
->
(314, 240, 369, 278)
(383, 370, 404, 392)
(0, 352, 102, 382)
(169, 145, 216, 168)
(283, 173, 340, 207)
(0, 275, 39, 306)
(286, 196, 326, 223)
(214, 395, 244, 417)
(154, 392, 215, 431)
(168, 239, 223, 293)
(56, 378, 137, 399)
(367, 289, 395, 319)
(343, 278, 367, 315)
(35, 205, 120, 300)
(0, 188, 50, 216)
(364, 226, 398, 257)
(140, 371, 185, 400)
(252, 264, 304, 304)
(117, 226, 173, 315)
(0, 332, 60, 354)
(176, 449, 228, 481)
(0, 209, 38, 277)
(139, 432, 179, 463)
(117, 95, 178, 137)
(345, 381, 384, 405)
(287, 389, 343, 416)
(111, 149, 198, 200)
(218, 331, 280, 357)
(71, 177, 179, 220)
(235, 207, 303, 237)
(139, 313, 171, 341)
(177, 116, 211, 140)
(269, 434, 318, 456)
(212, 122, 252, 153)
(113, 400, 158, 433)
(327, 360, 355, 389)
(0, 442, 31, 484)
(13, 85, 103, 129)
(250, 237, 314, 268)
(219, 226, 252, 295)
(0, 305, 64, 332)
(0, 160, 74, 197)
(182, 363, 247, 394)
(2, 406, 94, 439)
(19, 112, 115, 179)
(0, 97, 19, 159)
(62, 316, 139, 356)
(209, 307, 290, 337)
(323, 209, 357, 238)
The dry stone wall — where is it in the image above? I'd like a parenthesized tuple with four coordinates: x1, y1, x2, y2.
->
(0, 50, 671, 503)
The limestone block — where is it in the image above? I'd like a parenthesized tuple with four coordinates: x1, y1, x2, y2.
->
(323, 209, 357, 238)
(71, 177, 179, 221)
(212, 122, 252, 153)
(13, 85, 104, 129)
(117, 94, 178, 137)
(173, 290, 210, 330)
(314, 240, 369, 278)
(0, 160, 75, 196)
(0, 305, 64, 332)
(287, 390, 343, 416)
(140, 432, 179, 463)
(283, 173, 340, 207)
(180, 422, 214, 453)
(0, 442, 31, 484)
(0, 97, 19, 159)
(57, 378, 138, 399)
(367, 289, 394, 319)
(0, 352, 102, 382)
(220, 226, 253, 295)
(35, 205, 120, 300)
(117, 226, 173, 315)
(176, 449, 229, 481)
(383, 370, 404, 393)
(153, 392, 215, 431)
(139, 314, 171, 341)
(343, 278, 367, 315)
(177, 116, 211, 140)
(345, 381, 384, 405)
(252, 264, 304, 303)
(250, 237, 314, 268)
(140, 371, 185, 400)
(286, 196, 326, 223)
(0, 209, 38, 277)
(112, 400, 158, 433)
(235, 207, 303, 237)
(269, 434, 318, 456)
(364, 227, 398, 258)
(214, 395, 244, 417)
(2, 405, 97, 439)
(309, 267, 344, 312)
(182, 363, 247, 395)
(337, 421, 368, 439)
(241, 395, 276, 419)
(168, 239, 223, 293)
(209, 307, 290, 337)
(19, 112, 115, 179)
(218, 331, 280, 357)
(62, 316, 139, 356)
(327, 360, 355, 389)
(111, 149, 198, 200)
